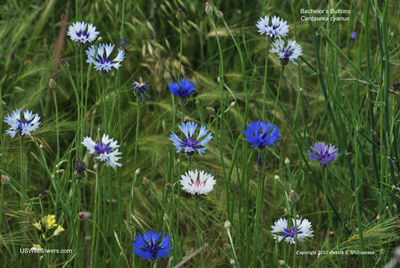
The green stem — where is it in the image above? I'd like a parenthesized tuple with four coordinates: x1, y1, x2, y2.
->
(263, 46, 269, 121)
(53, 88, 60, 166)
(272, 66, 284, 124)
(20, 136, 26, 207)
(131, 97, 140, 212)
(195, 198, 202, 268)
(252, 151, 263, 266)
(323, 169, 333, 230)
(178, 20, 183, 78)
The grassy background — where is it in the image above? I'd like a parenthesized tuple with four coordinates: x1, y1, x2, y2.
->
(1, 0, 400, 267)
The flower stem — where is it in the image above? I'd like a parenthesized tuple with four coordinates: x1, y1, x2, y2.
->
(252, 151, 263, 266)
(20, 136, 26, 208)
(131, 97, 140, 212)
(52, 88, 60, 166)
(195, 198, 202, 268)
(272, 66, 284, 125)
(322, 169, 333, 230)
(263, 46, 269, 121)
(293, 206, 297, 268)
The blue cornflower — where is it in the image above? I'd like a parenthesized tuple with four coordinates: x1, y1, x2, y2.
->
(243, 121, 281, 150)
(131, 81, 150, 103)
(4, 109, 41, 138)
(308, 143, 339, 167)
(168, 78, 196, 106)
(86, 43, 125, 73)
(170, 122, 212, 156)
(132, 231, 172, 261)
(351, 32, 357, 41)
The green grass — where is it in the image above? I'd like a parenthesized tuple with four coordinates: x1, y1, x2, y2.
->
(1, 0, 400, 267)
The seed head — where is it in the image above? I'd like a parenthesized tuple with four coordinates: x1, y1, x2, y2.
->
(217, 11, 223, 19)
(224, 220, 232, 229)
(1, 175, 10, 185)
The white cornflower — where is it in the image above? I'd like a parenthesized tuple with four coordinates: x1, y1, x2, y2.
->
(256, 15, 289, 41)
(67, 21, 99, 44)
(180, 170, 216, 196)
(86, 43, 125, 73)
(270, 39, 303, 66)
(4, 109, 40, 138)
(82, 134, 122, 169)
(271, 217, 314, 244)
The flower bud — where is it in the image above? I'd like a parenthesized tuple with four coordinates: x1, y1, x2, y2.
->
(380, 248, 385, 255)
(94, 163, 99, 170)
(78, 211, 92, 221)
(230, 258, 235, 265)
(285, 157, 290, 165)
(176, 7, 185, 21)
(163, 213, 168, 221)
(98, 37, 103, 41)
(278, 260, 285, 266)
(165, 183, 172, 190)
(223, 243, 231, 249)
(393, 81, 400, 92)
(1, 175, 10, 185)
(74, 161, 87, 179)
(217, 11, 223, 19)
(329, 231, 334, 238)
(206, 107, 216, 115)
(289, 190, 298, 203)
(205, 2, 213, 15)
(184, 117, 189, 123)
(224, 220, 232, 229)
(143, 177, 149, 185)
(60, 58, 69, 71)
(49, 78, 57, 89)
(135, 168, 141, 175)
(274, 175, 279, 180)
(230, 101, 236, 107)
(164, 70, 171, 81)
(1, 100, 6, 109)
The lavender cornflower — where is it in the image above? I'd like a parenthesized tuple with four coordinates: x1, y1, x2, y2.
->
(86, 43, 125, 73)
(256, 15, 289, 43)
(4, 109, 40, 138)
(170, 122, 212, 157)
(168, 78, 196, 106)
(242, 121, 281, 150)
(271, 217, 314, 244)
(132, 231, 172, 261)
(131, 81, 150, 103)
(82, 134, 122, 168)
(270, 39, 303, 66)
(67, 21, 99, 44)
(308, 142, 339, 167)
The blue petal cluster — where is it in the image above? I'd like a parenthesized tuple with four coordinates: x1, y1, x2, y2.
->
(308, 143, 339, 167)
(132, 231, 172, 261)
(242, 121, 281, 150)
(131, 81, 151, 103)
(168, 78, 196, 98)
(170, 122, 212, 156)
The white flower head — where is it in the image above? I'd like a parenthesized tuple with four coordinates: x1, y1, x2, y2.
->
(4, 109, 41, 138)
(86, 43, 125, 73)
(67, 21, 99, 44)
(256, 15, 289, 40)
(270, 39, 303, 66)
(271, 216, 314, 244)
(180, 170, 216, 196)
(82, 134, 122, 169)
